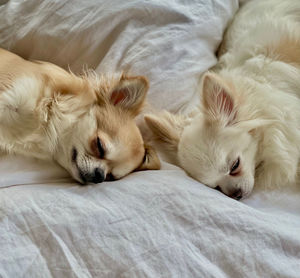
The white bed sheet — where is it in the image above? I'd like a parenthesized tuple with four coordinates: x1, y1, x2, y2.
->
(0, 0, 300, 277)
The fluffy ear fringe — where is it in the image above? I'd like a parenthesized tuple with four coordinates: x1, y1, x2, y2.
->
(144, 111, 187, 165)
(235, 118, 278, 132)
(144, 112, 181, 150)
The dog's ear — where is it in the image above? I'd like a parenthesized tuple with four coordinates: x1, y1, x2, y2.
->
(137, 145, 161, 171)
(237, 118, 277, 134)
(144, 111, 186, 164)
(110, 76, 149, 116)
(144, 112, 181, 151)
(202, 72, 237, 126)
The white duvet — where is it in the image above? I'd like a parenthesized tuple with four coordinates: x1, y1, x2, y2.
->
(0, 0, 300, 277)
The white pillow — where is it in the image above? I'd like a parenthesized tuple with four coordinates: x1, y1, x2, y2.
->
(0, 0, 238, 113)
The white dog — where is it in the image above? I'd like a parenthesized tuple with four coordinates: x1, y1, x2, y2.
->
(0, 48, 160, 184)
(145, 0, 300, 199)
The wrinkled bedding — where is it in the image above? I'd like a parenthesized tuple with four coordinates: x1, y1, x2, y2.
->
(0, 0, 300, 277)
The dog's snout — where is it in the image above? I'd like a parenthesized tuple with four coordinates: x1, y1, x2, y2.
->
(79, 168, 105, 184)
(214, 185, 243, 200)
(229, 188, 243, 200)
(92, 168, 105, 183)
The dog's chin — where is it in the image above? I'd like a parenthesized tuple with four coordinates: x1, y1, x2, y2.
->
(73, 173, 87, 185)
(68, 148, 86, 184)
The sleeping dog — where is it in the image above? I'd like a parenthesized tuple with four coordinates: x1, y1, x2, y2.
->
(0, 48, 160, 184)
(145, 0, 300, 199)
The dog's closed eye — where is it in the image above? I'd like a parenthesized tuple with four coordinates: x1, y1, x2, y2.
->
(96, 137, 105, 158)
(230, 157, 241, 176)
(91, 137, 106, 159)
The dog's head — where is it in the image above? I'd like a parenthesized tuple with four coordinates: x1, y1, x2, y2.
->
(53, 74, 160, 184)
(145, 72, 271, 199)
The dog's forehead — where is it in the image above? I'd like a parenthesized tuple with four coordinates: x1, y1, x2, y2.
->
(185, 127, 230, 180)
(193, 149, 229, 187)
(100, 116, 144, 161)
(108, 133, 144, 159)
(90, 105, 144, 149)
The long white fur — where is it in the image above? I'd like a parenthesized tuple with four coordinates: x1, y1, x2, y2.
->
(145, 0, 300, 198)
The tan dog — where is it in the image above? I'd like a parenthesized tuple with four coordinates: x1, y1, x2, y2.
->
(0, 48, 160, 184)
(145, 0, 300, 199)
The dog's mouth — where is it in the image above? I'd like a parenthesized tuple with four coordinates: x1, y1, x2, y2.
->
(71, 147, 78, 163)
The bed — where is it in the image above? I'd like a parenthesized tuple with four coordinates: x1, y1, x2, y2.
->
(1, 0, 300, 277)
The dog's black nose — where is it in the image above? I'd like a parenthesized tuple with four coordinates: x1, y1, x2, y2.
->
(80, 168, 105, 184)
(92, 168, 105, 183)
(229, 188, 243, 200)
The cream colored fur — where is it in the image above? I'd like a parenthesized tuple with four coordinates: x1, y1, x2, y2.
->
(0, 48, 160, 184)
(145, 0, 300, 199)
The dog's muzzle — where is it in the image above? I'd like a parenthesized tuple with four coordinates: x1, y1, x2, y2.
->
(79, 167, 105, 184)
(71, 147, 105, 184)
